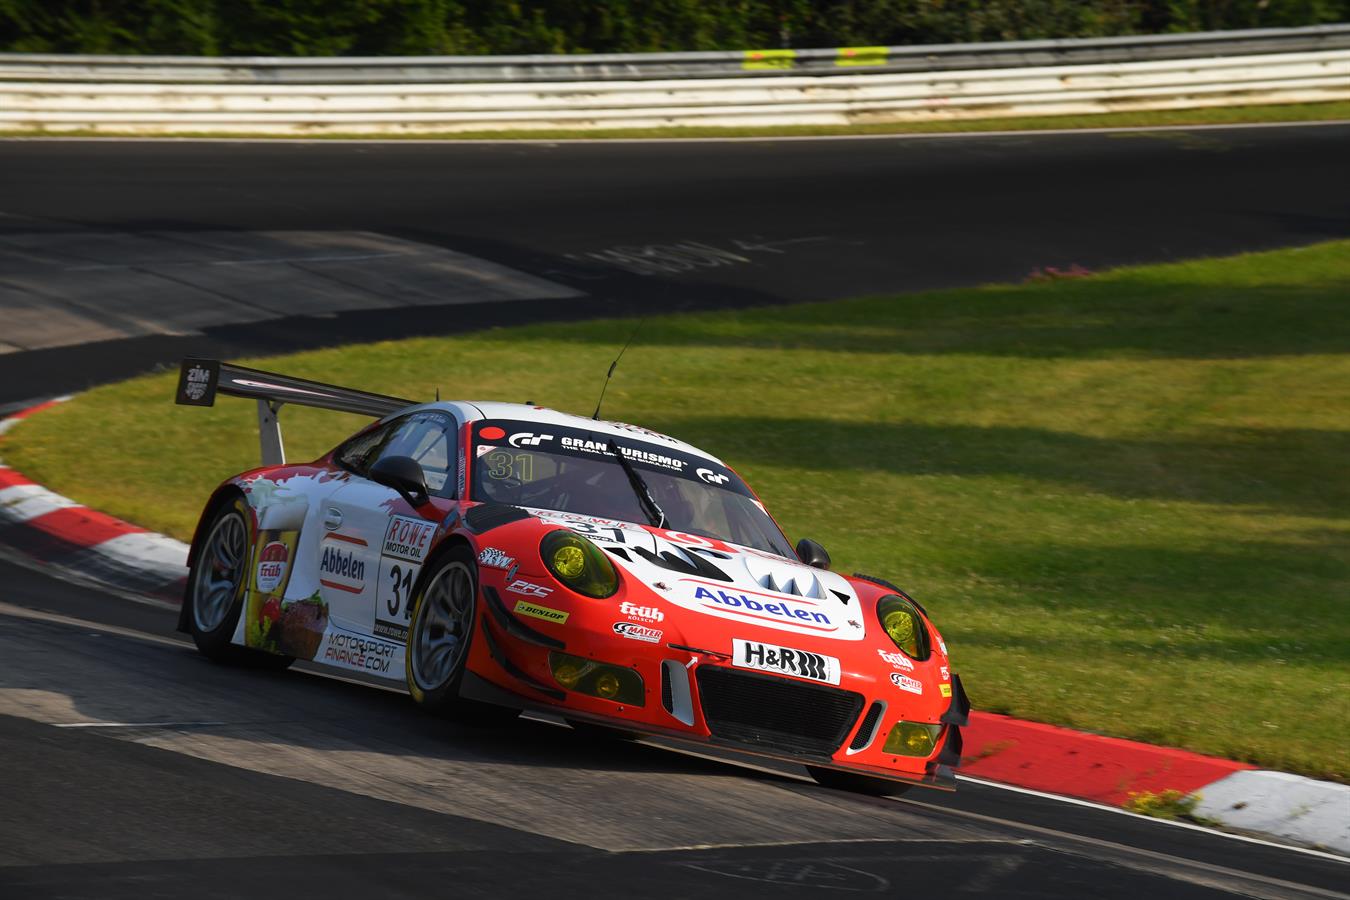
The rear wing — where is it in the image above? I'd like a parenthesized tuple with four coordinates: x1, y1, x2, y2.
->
(174, 357, 416, 466)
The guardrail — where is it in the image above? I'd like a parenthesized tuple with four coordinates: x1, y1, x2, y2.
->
(2, 25, 1348, 135)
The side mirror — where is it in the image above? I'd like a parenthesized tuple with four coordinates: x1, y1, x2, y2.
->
(796, 538, 831, 570)
(369, 455, 430, 509)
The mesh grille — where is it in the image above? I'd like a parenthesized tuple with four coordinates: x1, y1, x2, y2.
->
(661, 663, 674, 713)
(849, 701, 884, 751)
(695, 667, 864, 758)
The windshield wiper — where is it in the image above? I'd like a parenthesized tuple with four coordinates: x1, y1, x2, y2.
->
(606, 438, 667, 529)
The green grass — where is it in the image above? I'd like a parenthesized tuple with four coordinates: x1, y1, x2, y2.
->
(4, 241, 1348, 781)
(3, 99, 1349, 142)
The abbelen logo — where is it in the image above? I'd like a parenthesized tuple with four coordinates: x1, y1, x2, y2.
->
(612, 622, 662, 643)
(320, 546, 365, 585)
(696, 467, 729, 485)
(620, 601, 664, 622)
(509, 432, 554, 448)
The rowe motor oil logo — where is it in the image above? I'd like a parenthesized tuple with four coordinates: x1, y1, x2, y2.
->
(256, 541, 289, 592)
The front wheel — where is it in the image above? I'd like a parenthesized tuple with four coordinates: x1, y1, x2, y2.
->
(807, 766, 911, 797)
(405, 544, 517, 724)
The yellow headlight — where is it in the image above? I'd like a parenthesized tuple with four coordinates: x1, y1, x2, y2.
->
(540, 531, 619, 598)
(875, 594, 930, 660)
(594, 672, 621, 699)
(882, 721, 941, 757)
(552, 545, 586, 579)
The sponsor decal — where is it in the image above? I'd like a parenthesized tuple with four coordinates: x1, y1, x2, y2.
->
(507, 579, 554, 598)
(479, 426, 506, 441)
(182, 363, 213, 402)
(382, 515, 433, 564)
(478, 547, 515, 570)
(321, 632, 395, 674)
(696, 467, 729, 485)
(620, 601, 664, 622)
(692, 585, 832, 627)
(255, 540, 289, 593)
(653, 582, 669, 591)
(733, 639, 841, 685)
(890, 672, 923, 695)
(939, 640, 948, 655)
(557, 435, 686, 472)
(876, 648, 914, 671)
(612, 622, 662, 643)
(514, 601, 569, 624)
(319, 544, 366, 593)
(940, 665, 950, 681)
(509, 432, 554, 448)
(940, 683, 953, 698)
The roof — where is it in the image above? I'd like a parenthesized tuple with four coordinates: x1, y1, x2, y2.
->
(428, 400, 727, 465)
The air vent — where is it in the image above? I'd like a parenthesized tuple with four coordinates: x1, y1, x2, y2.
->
(848, 701, 886, 752)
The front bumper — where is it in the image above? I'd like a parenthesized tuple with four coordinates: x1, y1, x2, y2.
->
(468, 584, 968, 790)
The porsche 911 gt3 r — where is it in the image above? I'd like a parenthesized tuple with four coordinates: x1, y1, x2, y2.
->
(175, 358, 968, 795)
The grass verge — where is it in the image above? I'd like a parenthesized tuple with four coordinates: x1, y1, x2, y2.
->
(4, 241, 1347, 780)
(3, 100, 1349, 141)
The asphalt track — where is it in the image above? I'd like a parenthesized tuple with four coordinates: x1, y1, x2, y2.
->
(1, 125, 1348, 897)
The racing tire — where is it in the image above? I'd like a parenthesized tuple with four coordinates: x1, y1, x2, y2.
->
(806, 766, 911, 797)
(405, 544, 518, 725)
(186, 495, 294, 671)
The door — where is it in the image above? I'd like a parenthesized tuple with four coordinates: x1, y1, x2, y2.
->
(322, 410, 458, 640)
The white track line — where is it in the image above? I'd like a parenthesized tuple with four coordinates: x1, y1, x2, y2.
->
(2, 118, 1348, 146)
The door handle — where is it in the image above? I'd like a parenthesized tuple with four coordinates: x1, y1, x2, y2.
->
(323, 507, 343, 530)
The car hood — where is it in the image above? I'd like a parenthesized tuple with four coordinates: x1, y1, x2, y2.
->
(525, 507, 867, 642)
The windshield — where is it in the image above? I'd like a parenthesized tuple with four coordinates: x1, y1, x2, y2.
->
(469, 419, 794, 558)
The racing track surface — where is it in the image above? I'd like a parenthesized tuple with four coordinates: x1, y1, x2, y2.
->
(1, 126, 1349, 897)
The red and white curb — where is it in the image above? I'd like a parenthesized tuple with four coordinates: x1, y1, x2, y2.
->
(0, 398, 189, 603)
(960, 714, 1349, 855)
(1, 399, 1345, 856)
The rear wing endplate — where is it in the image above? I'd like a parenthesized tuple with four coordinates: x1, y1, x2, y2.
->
(174, 357, 416, 466)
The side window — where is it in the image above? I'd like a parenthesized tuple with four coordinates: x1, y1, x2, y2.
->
(335, 420, 397, 476)
(376, 412, 458, 498)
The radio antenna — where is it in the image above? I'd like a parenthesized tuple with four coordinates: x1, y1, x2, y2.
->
(592, 317, 646, 420)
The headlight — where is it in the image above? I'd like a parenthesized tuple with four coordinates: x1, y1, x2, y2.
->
(882, 721, 942, 757)
(876, 594, 930, 660)
(541, 530, 618, 598)
(549, 651, 645, 705)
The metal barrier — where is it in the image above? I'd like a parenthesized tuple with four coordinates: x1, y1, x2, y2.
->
(2, 25, 1348, 134)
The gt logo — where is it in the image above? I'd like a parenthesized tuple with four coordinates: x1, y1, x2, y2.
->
(509, 432, 554, 448)
(697, 467, 729, 485)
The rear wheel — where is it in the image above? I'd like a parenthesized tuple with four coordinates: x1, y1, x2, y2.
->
(186, 495, 292, 670)
(807, 766, 911, 797)
(405, 544, 517, 724)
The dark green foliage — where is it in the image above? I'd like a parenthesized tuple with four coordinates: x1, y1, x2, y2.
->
(2, 1, 1347, 56)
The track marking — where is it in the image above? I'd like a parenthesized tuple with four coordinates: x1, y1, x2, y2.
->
(54, 720, 226, 728)
(1, 118, 1347, 146)
(620, 836, 1031, 852)
(954, 774, 1350, 865)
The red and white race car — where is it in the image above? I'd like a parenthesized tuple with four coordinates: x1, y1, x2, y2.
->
(175, 359, 967, 795)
